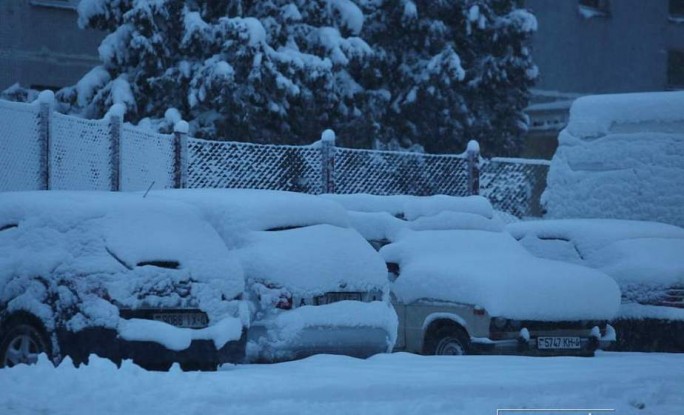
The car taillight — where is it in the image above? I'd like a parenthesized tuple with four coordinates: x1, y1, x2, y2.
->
(275, 293, 293, 310)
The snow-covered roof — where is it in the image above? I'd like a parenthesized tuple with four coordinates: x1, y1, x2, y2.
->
(507, 219, 684, 286)
(381, 229, 620, 321)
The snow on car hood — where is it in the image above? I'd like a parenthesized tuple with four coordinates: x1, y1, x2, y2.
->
(0, 191, 245, 330)
(381, 229, 621, 321)
(237, 224, 388, 296)
(507, 219, 684, 286)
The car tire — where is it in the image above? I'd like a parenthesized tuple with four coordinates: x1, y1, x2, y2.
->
(0, 319, 51, 368)
(426, 327, 470, 356)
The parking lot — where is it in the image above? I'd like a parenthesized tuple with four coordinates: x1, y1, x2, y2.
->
(1, 351, 682, 415)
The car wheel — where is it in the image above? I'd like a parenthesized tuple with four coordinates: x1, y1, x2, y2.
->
(427, 327, 470, 356)
(0, 321, 50, 368)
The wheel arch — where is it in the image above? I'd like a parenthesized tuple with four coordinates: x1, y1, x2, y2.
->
(0, 310, 53, 351)
(421, 313, 469, 354)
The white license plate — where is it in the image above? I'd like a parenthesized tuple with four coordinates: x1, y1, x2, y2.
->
(153, 312, 208, 328)
(316, 292, 362, 305)
(537, 336, 581, 350)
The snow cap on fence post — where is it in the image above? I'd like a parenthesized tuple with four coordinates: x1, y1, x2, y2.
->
(320, 129, 336, 194)
(37, 90, 54, 190)
(174, 120, 189, 189)
(466, 139, 480, 196)
(106, 104, 126, 191)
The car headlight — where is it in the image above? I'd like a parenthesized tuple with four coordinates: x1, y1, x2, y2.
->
(492, 317, 508, 330)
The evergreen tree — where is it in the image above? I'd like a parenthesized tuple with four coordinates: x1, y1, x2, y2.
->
(59, 0, 371, 145)
(56, 0, 537, 155)
(355, 0, 538, 155)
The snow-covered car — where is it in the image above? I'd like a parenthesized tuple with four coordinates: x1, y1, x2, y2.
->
(151, 189, 397, 362)
(0, 192, 249, 370)
(326, 194, 621, 356)
(507, 219, 684, 351)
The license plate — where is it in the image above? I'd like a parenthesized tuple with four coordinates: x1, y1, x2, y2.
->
(315, 292, 362, 305)
(537, 336, 581, 350)
(152, 312, 208, 328)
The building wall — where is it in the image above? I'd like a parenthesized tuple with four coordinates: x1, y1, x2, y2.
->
(526, 0, 684, 94)
(0, 0, 103, 91)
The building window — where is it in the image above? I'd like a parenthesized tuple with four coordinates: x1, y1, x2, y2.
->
(667, 50, 684, 88)
(670, 0, 684, 17)
(578, 0, 611, 18)
(30, 0, 78, 10)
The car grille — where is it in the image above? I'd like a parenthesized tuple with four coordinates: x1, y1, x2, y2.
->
(654, 286, 684, 308)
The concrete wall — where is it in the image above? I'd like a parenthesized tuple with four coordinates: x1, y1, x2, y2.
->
(526, 0, 684, 94)
(0, 0, 104, 91)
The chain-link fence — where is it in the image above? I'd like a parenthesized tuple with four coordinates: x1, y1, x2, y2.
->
(0, 97, 549, 217)
(0, 100, 43, 191)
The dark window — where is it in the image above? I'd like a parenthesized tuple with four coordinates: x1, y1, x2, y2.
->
(578, 0, 611, 15)
(670, 0, 684, 17)
(667, 50, 684, 88)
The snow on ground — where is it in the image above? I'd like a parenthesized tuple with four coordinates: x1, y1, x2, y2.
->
(1, 352, 682, 415)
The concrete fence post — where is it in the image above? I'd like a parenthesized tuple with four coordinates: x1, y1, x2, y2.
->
(467, 140, 480, 196)
(106, 104, 125, 191)
(37, 90, 54, 190)
(174, 120, 189, 189)
(320, 129, 336, 194)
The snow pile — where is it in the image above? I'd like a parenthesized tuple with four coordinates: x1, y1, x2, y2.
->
(0, 191, 246, 348)
(381, 229, 621, 321)
(543, 91, 684, 227)
(507, 219, 684, 300)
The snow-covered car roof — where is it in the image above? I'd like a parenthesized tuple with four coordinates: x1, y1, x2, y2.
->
(150, 189, 348, 238)
(507, 219, 684, 286)
(0, 191, 244, 299)
(567, 91, 684, 138)
(324, 194, 505, 241)
(381, 229, 621, 321)
(150, 190, 387, 294)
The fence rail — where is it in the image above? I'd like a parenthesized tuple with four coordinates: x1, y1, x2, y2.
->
(0, 95, 549, 217)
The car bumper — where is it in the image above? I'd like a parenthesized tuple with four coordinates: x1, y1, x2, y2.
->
(58, 326, 247, 370)
(470, 325, 615, 356)
(248, 324, 392, 362)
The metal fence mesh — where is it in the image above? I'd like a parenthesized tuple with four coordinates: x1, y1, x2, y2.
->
(187, 138, 323, 193)
(0, 100, 42, 191)
(50, 113, 113, 190)
(480, 158, 550, 217)
(120, 126, 175, 191)
(334, 148, 470, 196)
(0, 99, 550, 217)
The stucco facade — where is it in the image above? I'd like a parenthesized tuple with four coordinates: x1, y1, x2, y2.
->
(0, 1, 103, 91)
(526, 0, 684, 94)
